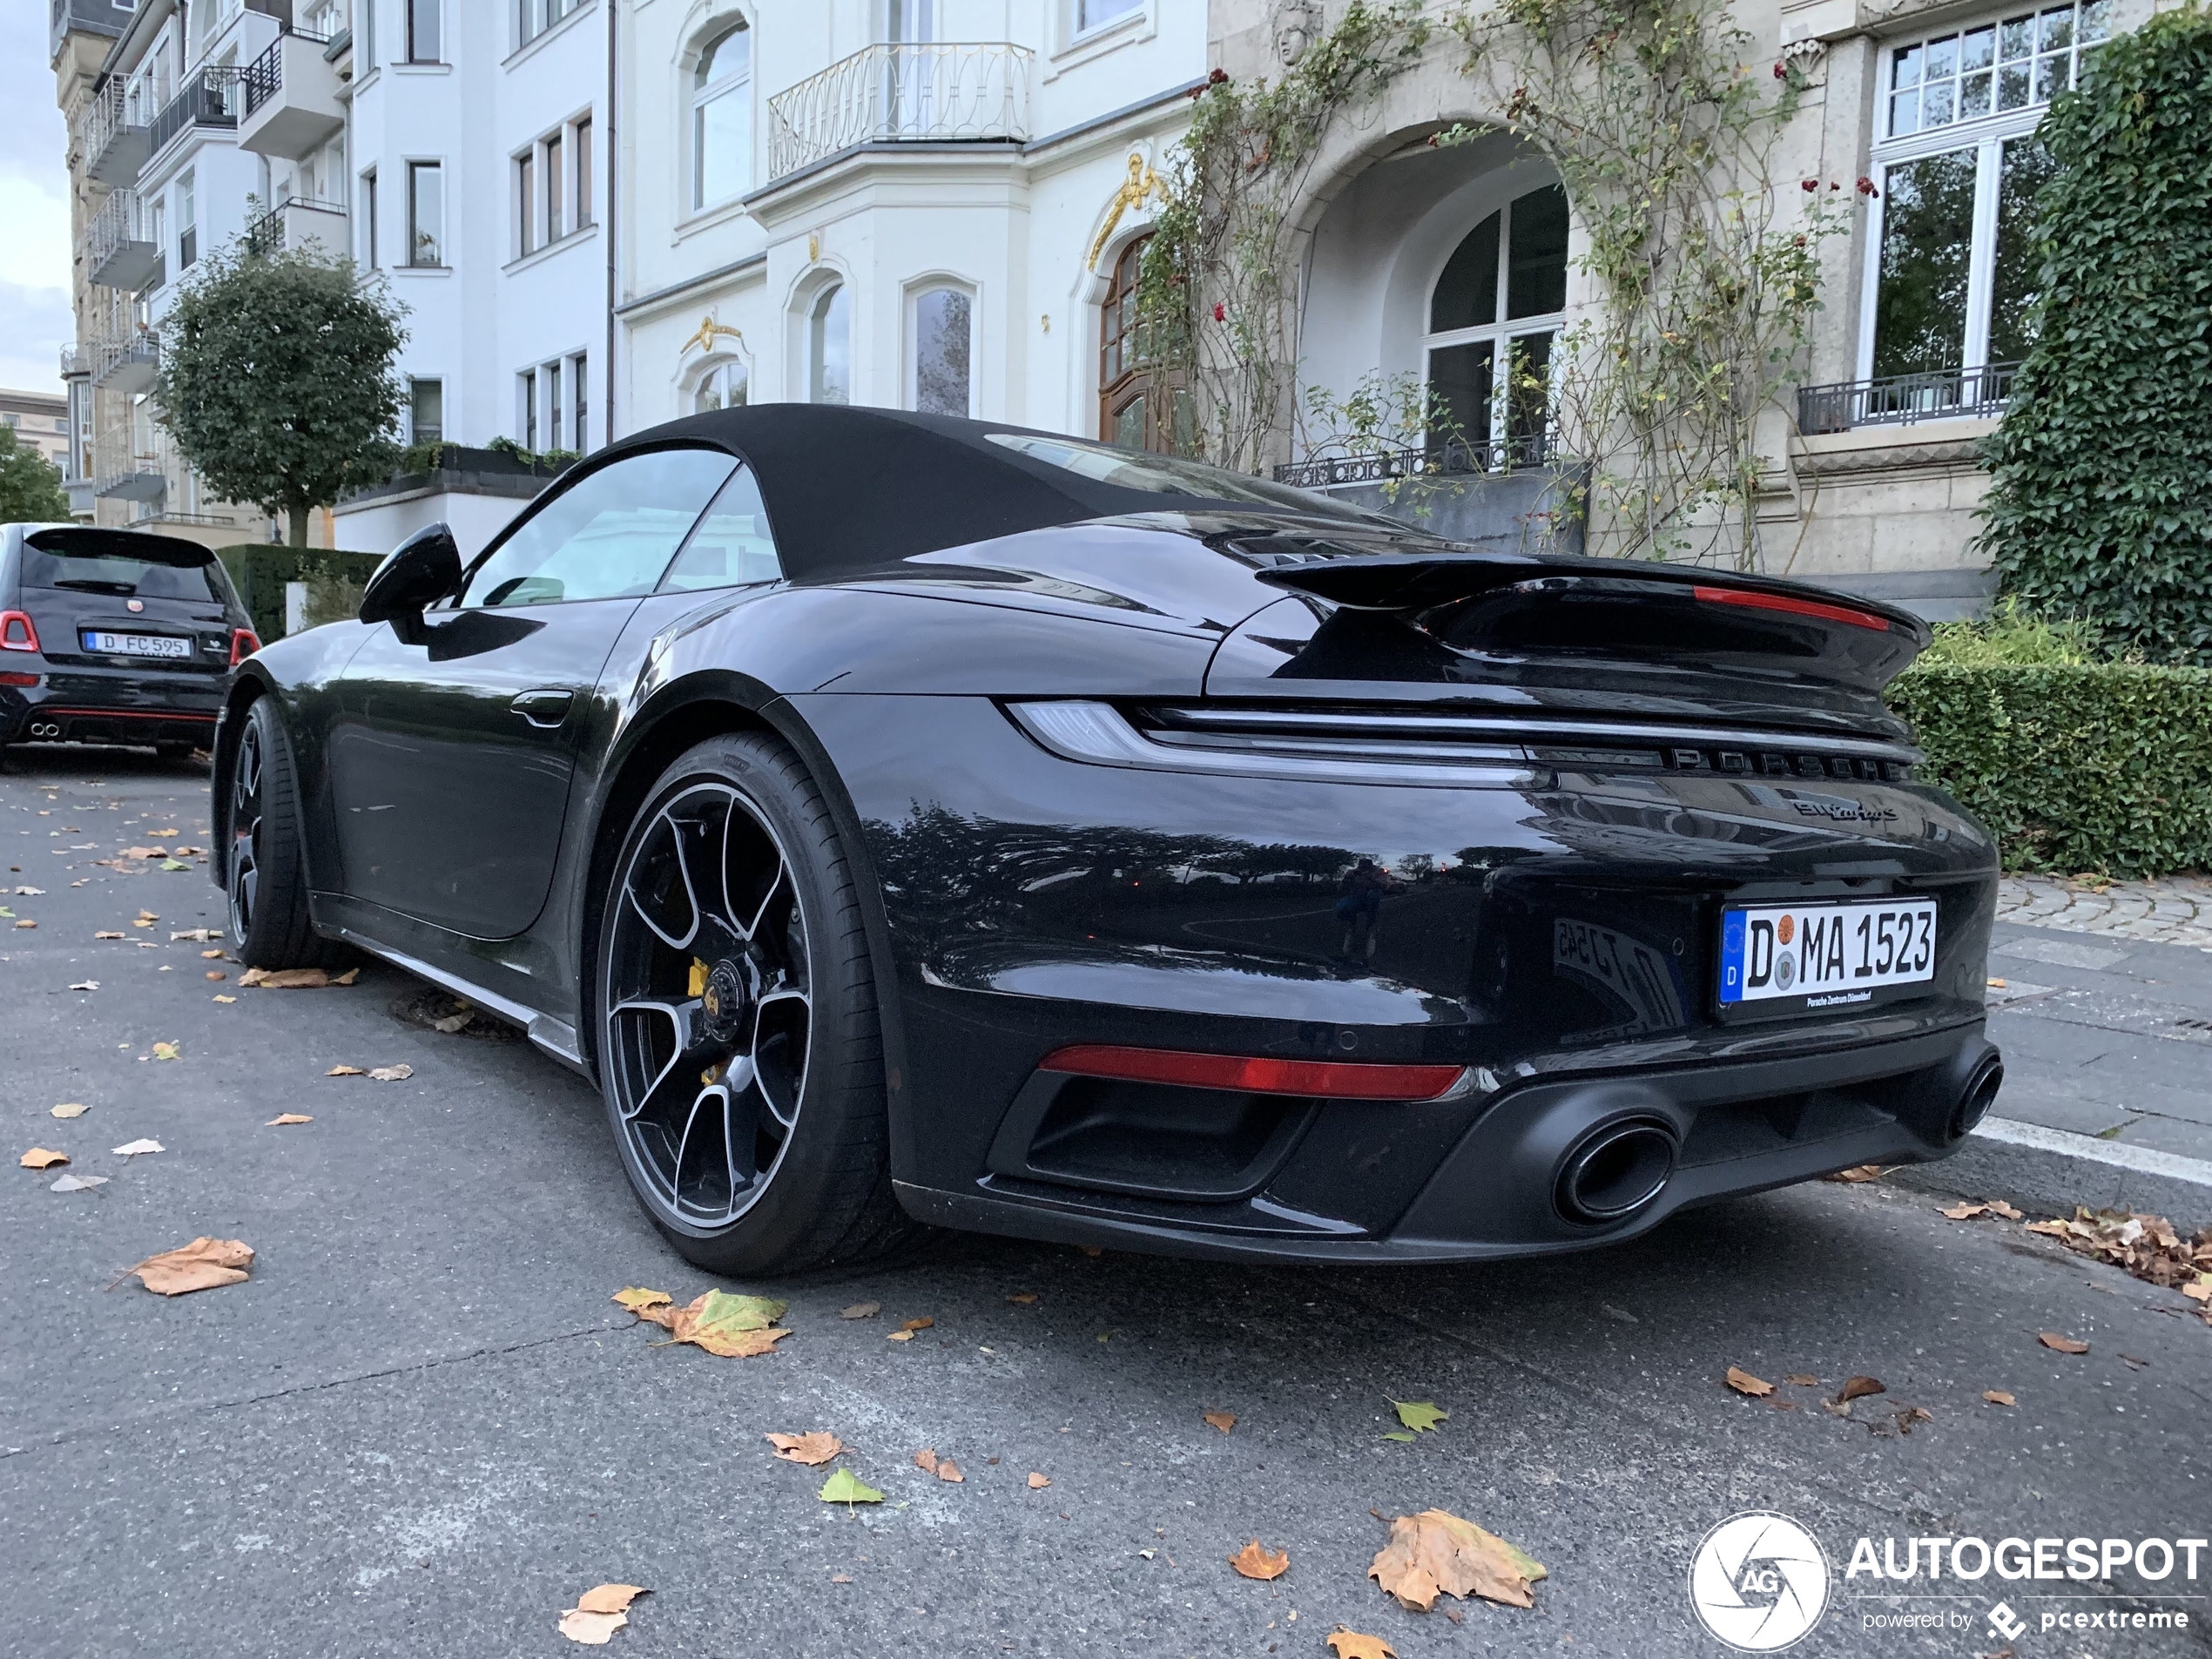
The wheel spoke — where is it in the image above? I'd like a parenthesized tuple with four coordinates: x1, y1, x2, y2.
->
(671, 1082, 727, 1219)
(725, 1072, 763, 1192)
(609, 998, 707, 1121)
(625, 810, 699, 949)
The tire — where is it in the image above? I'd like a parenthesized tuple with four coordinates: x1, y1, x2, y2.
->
(595, 732, 914, 1276)
(227, 698, 337, 969)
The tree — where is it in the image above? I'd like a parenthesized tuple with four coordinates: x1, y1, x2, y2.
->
(0, 426, 71, 523)
(1979, 6, 2212, 664)
(156, 242, 408, 547)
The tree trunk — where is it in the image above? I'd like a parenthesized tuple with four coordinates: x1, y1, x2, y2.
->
(287, 502, 309, 548)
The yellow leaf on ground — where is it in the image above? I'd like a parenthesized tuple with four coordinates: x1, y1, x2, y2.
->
(332, 968, 360, 985)
(2025, 1218, 2073, 1238)
(886, 1329, 914, 1342)
(201, 948, 226, 958)
(898, 1316, 934, 1332)
(1724, 1367, 1774, 1397)
(1327, 1631, 1398, 1659)
(2039, 1332, 2089, 1353)
(246, 967, 331, 988)
(1982, 1390, 2016, 1406)
(575, 1584, 646, 1616)
(151, 1042, 179, 1061)
(1943, 1202, 1989, 1219)
(20, 1148, 69, 1169)
(95, 930, 124, 939)
(1369, 1509, 1547, 1611)
(149, 828, 178, 838)
(1828, 1163, 1888, 1183)
(50, 1103, 88, 1119)
(1027, 1472, 1051, 1489)
(1229, 1539, 1289, 1581)
(212, 995, 235, 1003)
(611, 1287, 671, 1312)
(117, 1237, 253, 1295)
(557, 1609, 627, 1645)
(1204, 1411, 1237, 1433)
(637, 1290, 789, 1357)
(765, 1432, 843, 1466)
(327, 1065, 365, 1076)
(816, 1468, 882, 1505)
(14, 919, 36, 929)
(1389, 1399, 1447, 1433)
(266, 1114, 313, 1126)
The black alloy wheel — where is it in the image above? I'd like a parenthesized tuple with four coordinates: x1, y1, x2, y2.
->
(597, 734, 909, 1273)
(226, 698, 330, 968)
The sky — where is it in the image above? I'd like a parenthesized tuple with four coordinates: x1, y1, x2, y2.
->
(0, 3, 77, 400)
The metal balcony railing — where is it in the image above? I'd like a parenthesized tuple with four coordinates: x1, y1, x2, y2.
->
(767, 42, 1033, 179)
(91, 327, 159, 395)
(59, 343, 87, 380)
(83, 187, 162, 291)
(245, 196, 347, 258)
(78, 76, 151, 185)
(94, 419, 167, 502)
(242, 24, 333, 118)
(146, 67, 241, 160)
(1797, 362, 2020, 435)
(1274, 434, 1557, 490)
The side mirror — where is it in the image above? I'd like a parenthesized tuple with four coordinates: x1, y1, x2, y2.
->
(360, 522, 463, 628)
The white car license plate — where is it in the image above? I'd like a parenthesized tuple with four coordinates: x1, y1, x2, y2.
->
(83, 631, 192, 659)
(1719, 898, 1938, 1008)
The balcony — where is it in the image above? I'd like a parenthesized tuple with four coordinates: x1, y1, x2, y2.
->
(1797, 363, 2019, 435)
(245, 196, 347, 260)
(145, 67, 241, 165)
(94, 427, 166, 504)
(91, 327, 159, 395)
(78, 77, 151, 186)
(239, 28, 343, 158)
(59, 343, 88, 381)
(1275, 434, 1559, 489)
(766, 43, 1033, 180)
(83, 187, 161, 292)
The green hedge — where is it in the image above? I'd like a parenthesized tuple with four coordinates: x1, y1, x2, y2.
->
(216, 544, 383, 643)
(1888, 662, 2212, 876)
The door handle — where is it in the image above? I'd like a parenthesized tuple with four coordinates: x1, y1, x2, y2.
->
(510, 689, 574, 728)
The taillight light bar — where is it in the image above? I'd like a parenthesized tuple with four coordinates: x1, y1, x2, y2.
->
(1041, 1043, 1467, 1102)
(1691, 584, 1891, 632)
(0, 611, 41, 652)
(229, 627, 261, 666)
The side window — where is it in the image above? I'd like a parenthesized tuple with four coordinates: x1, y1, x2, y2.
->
(658, 464, 782, 592)
(463, 448, 738, 608)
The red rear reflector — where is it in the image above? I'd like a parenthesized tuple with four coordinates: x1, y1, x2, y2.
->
(229, 628, 261, 666)
(1692, 585, 1890, 632)
(0, 611, 40, 651)
(1040, 1044, 1466, 1102)
(0, 671, 39, 687)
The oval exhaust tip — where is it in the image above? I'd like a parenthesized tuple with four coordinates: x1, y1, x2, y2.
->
(1949, 1056, 2004, 1142)
(1555, 1118, 1678, 1224)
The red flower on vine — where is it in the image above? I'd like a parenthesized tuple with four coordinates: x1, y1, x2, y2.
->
(1856, 176, 1880, 198)
(1774, 61, 1788, 78)
(1212, 302, 1227, 322)
(1801, 179, 1818, 192)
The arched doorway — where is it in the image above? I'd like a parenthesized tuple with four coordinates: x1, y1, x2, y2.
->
(1097, 235, 1189, 452)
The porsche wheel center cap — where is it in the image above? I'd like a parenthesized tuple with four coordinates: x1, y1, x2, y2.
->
(698, 955, 760, 1044)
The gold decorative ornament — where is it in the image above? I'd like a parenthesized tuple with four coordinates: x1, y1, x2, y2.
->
(1087, 152, 1169, 271)
(680, 313, 744, 358)
(807, 232, 821, 262)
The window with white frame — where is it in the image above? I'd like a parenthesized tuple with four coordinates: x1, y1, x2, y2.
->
(407, 0, 441, 63)
(692, 21, 752, 211)
(1423, 182, 1569, 463)
(570, 353, 590, 451)
(911, 286, 971, 416)
(575, 118, 594, 226)
(409, 377, 442, 443)
(361, 167, 379, 266)
(515, 148, 536, 255)
(1077, 0, 1143, 32)
(519, 369, 538, 449)
(808, 283, 851, 405)
(177, 171, 196, 270)
(1863, 0, 2112, 388)
(694, 360, 748, 412)
(408, 161, 442, 265)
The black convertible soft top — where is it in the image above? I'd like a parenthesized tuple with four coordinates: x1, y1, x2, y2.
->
(600, 405, 1386, 579)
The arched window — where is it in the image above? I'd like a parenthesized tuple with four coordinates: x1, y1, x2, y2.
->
(1423, 183, 1569, 466)
(1097, 235, 1190, 452)
(693, 361, 748, 412)
(808, 282, 850, 405)
(692, 21, 752, 211)
(912, 286, 971, 416)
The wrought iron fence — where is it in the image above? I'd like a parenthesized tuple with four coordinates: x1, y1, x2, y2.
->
(767, 43, 1033, 179)
(241, 25, 331, 119)
(147, 67, 241, 158)
(1273, 434, 1555, 490)
(1797, 362, 2019, 435)
(245, 197, 346, 258)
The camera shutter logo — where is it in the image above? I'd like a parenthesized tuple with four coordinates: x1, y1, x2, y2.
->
(1688, 1512, 1831, 1651)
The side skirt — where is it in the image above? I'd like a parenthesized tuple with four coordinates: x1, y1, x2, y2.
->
(326, 921, 592, 1081)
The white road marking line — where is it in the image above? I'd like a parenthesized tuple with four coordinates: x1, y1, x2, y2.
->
(1973, 1115, 2212, 1189)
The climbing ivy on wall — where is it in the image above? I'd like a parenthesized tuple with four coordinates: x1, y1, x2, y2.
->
(1978, 5, 2212, 665)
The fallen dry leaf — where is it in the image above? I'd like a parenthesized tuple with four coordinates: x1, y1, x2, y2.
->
(242, 967, 333, 988)
(1983, 1390, 2016, 1406)
(201, 948, 226, 958)
(368, 1064, 412, 1082)
(1230, 1539, 1290, 1581)
(14, 919, 36, 929)
(150, 1042, 179, 1061)
(1327, 1631, 1397, 1659)
(327, 1064, 365, 1076)
(766, 1432, 843, 1466)
(115, 1237, 253, 1295)
(1724, 1367, 1774, 1398)
(899, 1316, 934, 1332)
(935, 1457, 963, 1483)
(333, 968, 360, 985)
(111, 1138, 164, 1157)
(173, 927, 219, 941)
(886, 1330, 914, 1343)
(577, 1585, 646, 1616)
(1389, 1399, 1447, 1433)
(206, 970, 226, 981)
(1833, 1375, 1887, 1404)
(1783, 1373, 1817, 1386)
(1943, 1198, 2025, 1221)
(611, 1287, 671, 1312)
(557, 1583, 647, 1645)
(266, 1114, 313, 1127)
(1827, 1163, 1888, 1183)
(1007, 1291, 1039, 1305)
(914, 1447, 940, 1474)
(840, 1300, 880, 1319)
(1204, 1411, 1238, 1433)
(1895, 1406, 1933, 1434)
(817, 1468, 883, 1505)
(50, 1103, 88, 1119)
(1768, 1399, 1799, 1412)
(20, 1148, 69, 1169)
(2039, 1332, 2089, 1354)
(95, 930, 124, 940)
(637, 1290, 789, 1357)
(212, 995, 235, 1003)
(149, 829, 178, 839)
(1028, 1472, 1051, 1490)
(1368, 1509, 1547, 1612)
(51, 1173, 108, 1192)
(830, 1573, 852, 1584)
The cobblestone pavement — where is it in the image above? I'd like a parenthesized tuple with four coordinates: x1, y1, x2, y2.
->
(1993, 872, 2212, 950)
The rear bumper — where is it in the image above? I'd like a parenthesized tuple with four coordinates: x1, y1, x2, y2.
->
(0, 661, 225, 746)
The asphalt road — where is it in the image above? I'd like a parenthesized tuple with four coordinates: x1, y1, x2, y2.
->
(3, 747, 2207, 1659)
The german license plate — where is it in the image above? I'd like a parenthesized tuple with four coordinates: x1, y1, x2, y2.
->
(1719, 898, 1938, 1009)
(82, 631, 191, 659)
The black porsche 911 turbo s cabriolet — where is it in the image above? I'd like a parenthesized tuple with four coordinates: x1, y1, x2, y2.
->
(213, 405, 2003, 1274)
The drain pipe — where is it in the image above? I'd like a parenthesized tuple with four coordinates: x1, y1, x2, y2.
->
(603, 0, 617, 448)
